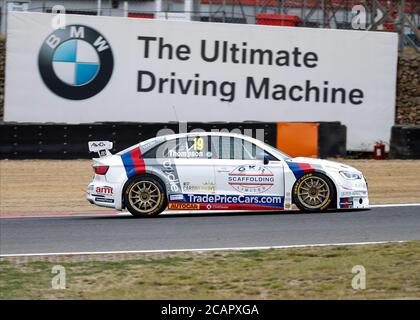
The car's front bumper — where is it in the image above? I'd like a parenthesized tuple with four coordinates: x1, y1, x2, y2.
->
(337, 177, 369, 209)
(339, 195, 369, 209)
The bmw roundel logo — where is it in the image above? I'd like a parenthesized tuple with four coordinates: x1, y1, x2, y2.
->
(38, 25, 114, 100)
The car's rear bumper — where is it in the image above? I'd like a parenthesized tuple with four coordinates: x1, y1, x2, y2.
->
(86, 182, 119, 209)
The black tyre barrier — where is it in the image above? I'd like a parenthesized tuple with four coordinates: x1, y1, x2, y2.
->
(317, 122, 347, 159)
(0, 122, 277, 159)
(389, 125, 420, 159)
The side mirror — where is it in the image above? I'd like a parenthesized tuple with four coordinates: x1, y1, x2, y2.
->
(257, 151, 270, 165)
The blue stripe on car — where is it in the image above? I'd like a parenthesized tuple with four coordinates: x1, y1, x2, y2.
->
(121, 152, 135, 178)
(285, 161, 305, 179)
(285, 161, 315, 180)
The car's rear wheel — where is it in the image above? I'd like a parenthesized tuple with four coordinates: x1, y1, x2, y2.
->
(124, 176, 167, 217)
(292, 173, 335, 212)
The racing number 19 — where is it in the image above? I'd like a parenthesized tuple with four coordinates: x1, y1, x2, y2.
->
(193, 137, 204, 151)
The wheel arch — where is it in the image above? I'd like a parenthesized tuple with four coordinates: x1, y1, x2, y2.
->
(292, 170, 338, 209)
(121, 173, 168, 209)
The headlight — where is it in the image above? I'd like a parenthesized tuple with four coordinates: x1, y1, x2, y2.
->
(339, 171, 362, 180)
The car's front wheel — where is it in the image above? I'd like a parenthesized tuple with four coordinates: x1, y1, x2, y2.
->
(292, 173, 335, 212)
(124, 176, 167, 217)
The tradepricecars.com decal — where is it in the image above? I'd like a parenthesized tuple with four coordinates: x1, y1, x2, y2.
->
(168, 193, 283, 210)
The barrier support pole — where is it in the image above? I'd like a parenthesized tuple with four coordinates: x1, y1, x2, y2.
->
(97, 0, 102, 16)
(123, 1, 128, 17)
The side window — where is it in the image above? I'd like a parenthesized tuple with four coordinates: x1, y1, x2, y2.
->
(166, 138, 189, 158)
(144, 136, 212, 159)
(142, 136, 278, 161)
(242, 139, 259, 160)
(211, 136, 263, 160)
(141, 142, 164, 158)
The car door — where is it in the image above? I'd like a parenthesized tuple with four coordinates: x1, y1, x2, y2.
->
(211, 136, 285, 210)
(163, 135, 216, 209)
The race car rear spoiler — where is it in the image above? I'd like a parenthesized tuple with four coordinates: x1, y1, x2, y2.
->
(88, 141, 113, 157)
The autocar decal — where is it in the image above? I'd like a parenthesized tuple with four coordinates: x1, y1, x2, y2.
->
(285, 160, 315, 179)
(121, 147, 146, 178)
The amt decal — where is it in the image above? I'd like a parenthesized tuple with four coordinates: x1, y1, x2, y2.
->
(38, 25, 114, 100)
(95, 186, 113, 195)
(228, 165, 274, 194)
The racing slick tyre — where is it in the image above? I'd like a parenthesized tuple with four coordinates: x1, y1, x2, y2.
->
(124, 175, 167, 217)
(292, 172, 335, 212)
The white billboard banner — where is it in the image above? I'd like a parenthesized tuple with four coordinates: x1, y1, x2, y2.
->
(4, 12, 398, 150)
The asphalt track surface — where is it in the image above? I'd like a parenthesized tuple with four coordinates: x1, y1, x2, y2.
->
(1, 206, 419, 255)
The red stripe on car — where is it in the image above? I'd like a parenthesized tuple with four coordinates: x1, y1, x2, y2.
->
(297, 162, 315, 173)
(130, 147, 146, 174)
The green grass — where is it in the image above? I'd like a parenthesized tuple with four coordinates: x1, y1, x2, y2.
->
(1, 241, 419, 299)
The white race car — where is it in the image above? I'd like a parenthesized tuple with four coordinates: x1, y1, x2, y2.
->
(87, 132, 369, 217)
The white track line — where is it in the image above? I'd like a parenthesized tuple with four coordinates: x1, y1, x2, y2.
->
(0, 240, 409, 258)
(369, 203, 420, 208)
(0, 212, 124, 219)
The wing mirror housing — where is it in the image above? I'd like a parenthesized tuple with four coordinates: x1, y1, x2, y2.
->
(257, 151, 270, 165)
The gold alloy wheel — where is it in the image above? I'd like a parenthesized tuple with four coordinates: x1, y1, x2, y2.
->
(128, 181, 162, 214)
(297, 176, 331, 209)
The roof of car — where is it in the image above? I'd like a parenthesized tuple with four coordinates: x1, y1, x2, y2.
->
(117, 131, 265, 155)
(161, 131, 251, 140)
